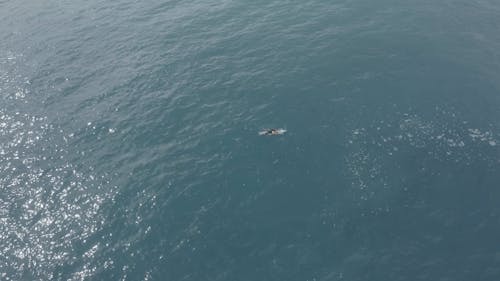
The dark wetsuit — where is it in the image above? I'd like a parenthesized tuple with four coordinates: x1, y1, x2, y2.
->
(264, 129, 278, 135)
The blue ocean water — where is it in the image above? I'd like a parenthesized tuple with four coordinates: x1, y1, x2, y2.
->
(1, 0, 500, 280)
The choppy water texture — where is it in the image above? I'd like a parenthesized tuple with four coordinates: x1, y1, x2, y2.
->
(1, 0, 500, 280)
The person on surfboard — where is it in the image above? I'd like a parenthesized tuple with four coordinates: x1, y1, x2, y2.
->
(259, 128, 286, 136)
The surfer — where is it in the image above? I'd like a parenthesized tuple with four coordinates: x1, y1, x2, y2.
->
(259, 128, 286, 136)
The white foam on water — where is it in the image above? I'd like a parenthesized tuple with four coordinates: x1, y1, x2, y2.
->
(0, 52, 30, 102)
(345, 109, 499, 202)
(0, 52, 116, 280)
(0, 109, 117, 280)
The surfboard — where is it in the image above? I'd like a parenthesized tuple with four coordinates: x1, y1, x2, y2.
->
(258, 128, 287, 136)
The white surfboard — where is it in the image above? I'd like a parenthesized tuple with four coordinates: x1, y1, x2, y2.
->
(259, 128, 287, 136)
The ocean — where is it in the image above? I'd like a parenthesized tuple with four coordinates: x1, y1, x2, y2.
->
(1, 0, 500, 280)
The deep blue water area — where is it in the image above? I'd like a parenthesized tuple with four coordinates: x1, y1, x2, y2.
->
(1, 0, 500, 280)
